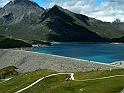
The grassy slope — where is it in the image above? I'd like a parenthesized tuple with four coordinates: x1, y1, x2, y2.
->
(0, 69, 56, 93)
(53, 7, 124, 39)
(0, 24, 49, 41)
(72, 15, 124, 39)
(0, 68, 124, 93)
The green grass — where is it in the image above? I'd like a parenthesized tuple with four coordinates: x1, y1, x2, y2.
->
(0, 68, 124, 93)
(0, 69, 56, 93)
(0, 66, 19, 79)
(0, 80, 2, 82)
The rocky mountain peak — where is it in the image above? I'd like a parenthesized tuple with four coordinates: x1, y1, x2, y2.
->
(13, 0, 39, 7)
(14, 0, 29, 3)
(0, 0, 45, 24)
(50, 5, 66, 12)
(3, 0, 42, 9)
(52, 4, 61, 9)
(46, 4, 71, 16)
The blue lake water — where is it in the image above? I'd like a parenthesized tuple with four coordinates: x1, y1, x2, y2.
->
(29, 43, 124, 63)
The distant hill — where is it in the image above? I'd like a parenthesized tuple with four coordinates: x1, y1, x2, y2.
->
(0, 0, 124, 42)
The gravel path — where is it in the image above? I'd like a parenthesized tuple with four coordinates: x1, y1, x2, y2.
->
(0, 49, 121, 73)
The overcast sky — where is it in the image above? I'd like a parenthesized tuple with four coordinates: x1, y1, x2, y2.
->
(0, 0, 124, 22)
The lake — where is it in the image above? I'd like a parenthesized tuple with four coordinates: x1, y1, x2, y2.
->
(29, 43, 124, 63)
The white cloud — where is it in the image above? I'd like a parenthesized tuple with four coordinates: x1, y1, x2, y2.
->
(92, 1, 124, 22)
(43, 0, 124, 22)
(44, 0, 96, 16)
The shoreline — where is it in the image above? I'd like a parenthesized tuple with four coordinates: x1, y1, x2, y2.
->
(110, 61, 124, 67)
(31, 43, 124, 66)
(27, 51, 110, 65)
(3, 45, 124, 69)
(27, 51, 124, 68)
(0, 49, 122, 73)
(52, 42, 124, 44)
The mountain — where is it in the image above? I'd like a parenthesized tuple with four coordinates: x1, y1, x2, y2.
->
(0, 0, 44, 24)
(0, 0, 124, 42)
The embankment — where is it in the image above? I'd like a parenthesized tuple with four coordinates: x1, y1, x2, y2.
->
(0, 49, 120, 73)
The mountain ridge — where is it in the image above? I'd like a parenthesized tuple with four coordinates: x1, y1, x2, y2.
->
(0, 0, 124, 42)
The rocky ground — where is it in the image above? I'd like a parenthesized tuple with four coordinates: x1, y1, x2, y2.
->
(0, 49, 121, 73)
(110, 61, 124, 67)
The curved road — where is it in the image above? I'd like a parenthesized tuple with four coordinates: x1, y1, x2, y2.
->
(15, 73, 74, 93)
(15, 73, 124, 93)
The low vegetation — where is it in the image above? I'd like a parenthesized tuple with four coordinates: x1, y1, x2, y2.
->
(31, 40, 53, 46)
(0, 38, 32, 48)
(0, 67, 124, 93)
(0, 66, 19, 79)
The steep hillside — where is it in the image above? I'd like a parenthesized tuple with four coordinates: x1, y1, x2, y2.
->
(0, 0, 124, 42)
(40, 5, 107, 42)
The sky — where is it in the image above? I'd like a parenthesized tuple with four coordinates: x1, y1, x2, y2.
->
(0, 0, 124, 22)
